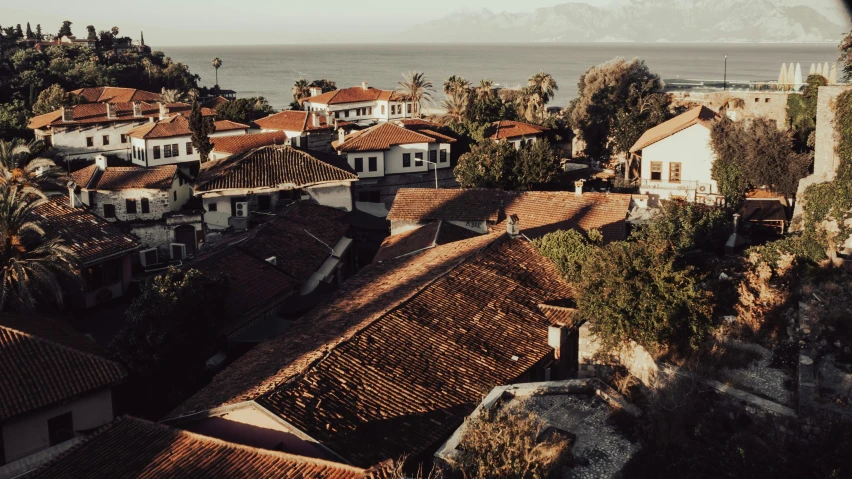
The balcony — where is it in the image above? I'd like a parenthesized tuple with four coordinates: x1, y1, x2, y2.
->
(639, 179, 699, 191)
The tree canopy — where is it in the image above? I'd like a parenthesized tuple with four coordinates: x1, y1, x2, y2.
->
(189, 101, 215, 162)
(215, 96, 274, 124)
(454, 139, 562, 190)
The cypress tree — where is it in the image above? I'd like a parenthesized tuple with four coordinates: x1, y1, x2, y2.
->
(35, 24, 42, 40)
(14, 24, 23, 39)
(25, 23, 33, 40)
(189, 101, 215, 162)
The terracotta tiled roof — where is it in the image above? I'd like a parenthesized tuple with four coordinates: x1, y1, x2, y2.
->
(387, 189, 631, 243)
(256, 238, 573, 467)
(69, 164, 98, 188)
(32, 196, 141, 264)
(336, 123, 437, 153)
(538, 304, 578, 327)
(202, 95, 230, 111)
(70, 87, 161, 104)
(93, 165, 177, 190)
(212, 131, 288, 155)
(397, 119, 442, 129)
(374, 221, 479, 262)
(0, 313, 126, 422)
(29, 416, 366, 479)
(254, 110, 334, 132)
(302, 86, 401, 106)
(195, 145, 357, 193)
(169, 232, 497, 418)
(630, 106, 718, 152)
(418, 128, 457, 143)
(127, 115, 244, 139)
(490, 120, 548, 140)
(28, 102, 215, 130)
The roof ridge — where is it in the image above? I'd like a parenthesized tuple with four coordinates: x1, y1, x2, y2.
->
(0, 322, 125, 374)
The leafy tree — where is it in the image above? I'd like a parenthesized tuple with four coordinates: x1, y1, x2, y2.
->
(14, 24, 23, 39)
(32, 84, 71, 115)
(108, 267, 229, 411)
(452, 401, 571, 479)
(86, 25, 97, 41)
(57, 20, 73, 38)
(98, 30, 114, 50)
(0, 184, 79, 312)
(454, 140, 516, 189)
(568, 58, 671, 160)
(839, 29, 852, 82)
(709, 117, 750, 206)
(215, 96, 274, 124)
(397, 71, 434, 118)
(189, 101, 215, 162)
(308, 79, 337, 93)
(513, 139, 562, 190)
(786, 74, 827, 151)
(0, 100, 30, 140)
(630, 200, 732, 254)
(532, 229, 600, 283)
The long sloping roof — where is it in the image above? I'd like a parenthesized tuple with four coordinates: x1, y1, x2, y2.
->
(32, 196, 141, 264)
(490, 120, 548, 140)
(630, 105, 718, 152)
(301, 86, 404, 106)
(373, 221, 480, 262)
(95, 165, 177, 190)
(194, 145, 357, 193)
(254, 110, 334, 132)
(28, 102, 216, 130)
(127, 116, 247, 139)
(29, 416, 366, 479)
(0, 313, 126, 422)
(257, 238, 573, 467)
(335, 123, 437, 152)
(387, 189, 631, 243)
(211, 131, 288, 155)
(70, 87, 161, 104)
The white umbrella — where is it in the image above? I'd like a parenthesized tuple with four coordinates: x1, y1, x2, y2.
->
(809, 63, 816, 76)
(824, 62, 831, 78)
(816, 63, 823, 77)
(830, 63, 838, 85)
(794, 63, 803, 90)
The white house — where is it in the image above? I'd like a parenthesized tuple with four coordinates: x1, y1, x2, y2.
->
(28, 101, 216, 162)
(489, 120, 549, 149)
(333, 122, 454, 179)
(629, 106, 723, 205)
(69, 156, 202, 260)
(300, 82, 413, 125)
(0, 313, 126, 476)
(128, 115, 248, 169)
(193, 145, 359, 231)
(253, 110, 338, 152)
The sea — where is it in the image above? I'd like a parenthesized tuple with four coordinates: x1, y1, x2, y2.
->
(162, 43, 839, 110)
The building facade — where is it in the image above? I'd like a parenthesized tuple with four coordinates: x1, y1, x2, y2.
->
(300, 83, 413, 125)
(128, 115, 248, 168)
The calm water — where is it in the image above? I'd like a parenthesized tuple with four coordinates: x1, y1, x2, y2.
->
(162, 43, 838, 110)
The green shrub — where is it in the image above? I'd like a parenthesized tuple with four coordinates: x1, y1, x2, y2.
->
(630, 200, 731, 254)
(532, 228, 598, 283)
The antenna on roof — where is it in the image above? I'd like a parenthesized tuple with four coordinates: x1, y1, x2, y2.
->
(303, 228, 335, 257)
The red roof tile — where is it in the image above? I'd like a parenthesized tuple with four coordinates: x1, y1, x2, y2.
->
(335, 123, 437, 153)
(212, 131, 288, 155)
(374, 221, 479, 262)
(213, 119, 250, 132)
(69, 164, 98, 188)
(387, 189, 631, 243)
(0, 313, 126, 421)
(490, 120, 548, 140)
(127, 116, 245, 139)
(30, 416, 366, 479)
(195, 145, 357, 193)
(302, 86, 403, 106)
(32, 197, 141, 264)
(254, 110, 335, 132)
(70, 87, 161, 104)
(94, 165, 177, 190)
(630, 106, 718, 152)
(256, 238, 573, 466)
(28, 102, 215, 130)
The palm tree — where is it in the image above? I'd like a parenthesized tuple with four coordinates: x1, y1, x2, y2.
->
(476, 79, 496, 102)
(159, 88, 183, 103)
(515, 86, 537, 122)
(443, 75, 470, 96)
(0, 139, 60, 188)
(211, 57, 223, 87)
(440, 91, 470, 125)
(0, 184, 79, 312)
(292, 78, 310, 102)
(527, 71, 558, 120)
(397, 71, 434, 119)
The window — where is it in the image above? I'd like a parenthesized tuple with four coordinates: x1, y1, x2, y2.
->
(408, 104, 412, 114)
(381, 105, 386, 115)
(344, 110, 350, 118)
(765, 98, 770, 103)
(141, 198, 150, 213)
(390, 105, 396, 115)
(172, 143, 179, 157)
(186, 142, 193, 155)
(257, 195, 271, 212)
(47, 412, 74, 446)
(179, 176, 184, 186)
(207, 202, 217, 212)
(354, 157, 364, 172)
(120, 134, 128, 144)
(368, 106, 372, 115)
(669, 162, 682, 182)
(650, 161, 662, 181)
(153, 146, 161, 159)
(126, 199, 137, 214)
(335, 111, 340, 119)
(358, 191, 381, 203)
(86, 137, 94, 147)
(102, 135, 109, 145)
(173, 190, 177, 201)
(402, 153, 411, 168)
(103, 204, 116, 218)
(164, 144, 172, 158)
(132, 147, 136, 159)
(440, 149, 447, 163)
(414, 152, 423, 167)
(368, 157, 378, 172)
(754, 97, 760, 103)
(429, 150, 437, 162)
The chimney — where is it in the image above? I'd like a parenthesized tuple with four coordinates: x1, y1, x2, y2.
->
(312, 112, 320, 128)
(338, 128, 346, 145)
(574, 179, 585, 196)
(333, 118, 339, 129)
(61, 106, 73, 123)
(158, 102, 167, 120)
(725, 213, 747, 255)
(132, 102, 142, 118)
(67, 183, 78, 208)
(94, 155, 108, 171)
(106, 103, 117, 120)
(548, 325, 566, 360)
(362, 81, 368, 90)
(309, 87, 322, 97)
(507, 214, 520, 237)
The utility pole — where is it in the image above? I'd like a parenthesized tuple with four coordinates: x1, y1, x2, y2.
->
(724, 55, 728, 91)
(424, 159, 439, 189)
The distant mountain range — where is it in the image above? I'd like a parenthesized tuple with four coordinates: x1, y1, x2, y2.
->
(402, 0, 851, 43)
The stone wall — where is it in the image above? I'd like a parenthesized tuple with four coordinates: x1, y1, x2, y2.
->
(92, 189, 170, 222)
(670, 91, 793, 129)
(577, 322, 659, 386)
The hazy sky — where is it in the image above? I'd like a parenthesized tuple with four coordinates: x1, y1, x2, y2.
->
(0, 0, 612, 46)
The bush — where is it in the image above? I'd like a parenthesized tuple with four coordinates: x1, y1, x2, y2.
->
(630, 200, 732, 254)
(533, 228, 599, 283)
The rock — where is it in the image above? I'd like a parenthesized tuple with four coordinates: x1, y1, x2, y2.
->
(800, 356, 814, 365)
